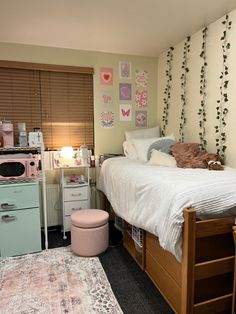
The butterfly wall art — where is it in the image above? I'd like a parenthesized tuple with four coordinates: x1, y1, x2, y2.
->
(120, 104, 132, 121)
(100, 67, 113, 85)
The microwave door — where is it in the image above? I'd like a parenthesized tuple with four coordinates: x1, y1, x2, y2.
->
(0, 161, 25, 178)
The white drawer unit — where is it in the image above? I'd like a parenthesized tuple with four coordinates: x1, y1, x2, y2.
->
(64, 186, 88, 201)
(60, 166, 90, 238)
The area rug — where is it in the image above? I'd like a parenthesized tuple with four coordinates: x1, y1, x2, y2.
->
(0, 246, 123, 314)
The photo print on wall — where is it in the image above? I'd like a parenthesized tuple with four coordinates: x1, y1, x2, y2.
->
(100, 111, 114, 128)
(100, 67, 113, 85)
(101, 91, 113, 105)
(135, 111, 147, 128)
(119, 61, 131, 79)
(119, 104, 132, 122)
(135, 70, 148, 108)
(119, 83, 132, 100)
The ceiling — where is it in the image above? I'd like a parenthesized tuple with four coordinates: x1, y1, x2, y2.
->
(0, 0, 235, 57)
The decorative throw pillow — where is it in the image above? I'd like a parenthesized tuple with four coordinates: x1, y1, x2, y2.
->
(125, 126, 160, 141)
(147, 138, 176, 160)
(147, 150, 177, 167)
(130, 134, 175, 162)
(123, 141, 138, 160)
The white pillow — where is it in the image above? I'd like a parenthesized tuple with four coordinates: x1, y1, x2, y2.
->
(148, 150, 177, 167)
(131, 134, 175, 162)
(125, 126, 160, 141)
(123, 141, 138, 160)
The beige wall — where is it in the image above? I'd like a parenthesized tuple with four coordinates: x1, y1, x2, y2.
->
(157, 9, 236, 168)
(0, 43, 158, 155)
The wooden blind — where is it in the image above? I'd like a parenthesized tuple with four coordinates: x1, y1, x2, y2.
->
(0, 62, 94, 150)
(40, 71, 94, 149)
(0, 68, 42, 143)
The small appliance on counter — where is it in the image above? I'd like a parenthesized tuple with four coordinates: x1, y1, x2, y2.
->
(18, 122, 27, 147)
(79, 144, 89, 165)
(28, 128, 43, 147)
(0, 120, 14, 148)
(0, 153, 38, 179)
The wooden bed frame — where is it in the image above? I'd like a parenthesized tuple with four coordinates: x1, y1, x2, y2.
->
(122, 207, 236, 314)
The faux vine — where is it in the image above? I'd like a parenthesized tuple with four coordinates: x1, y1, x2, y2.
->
(198, 27, 208, 149)
(215, 14, 232, 159)
(162, 47, 174, 136)
(179, 36, 191, 142)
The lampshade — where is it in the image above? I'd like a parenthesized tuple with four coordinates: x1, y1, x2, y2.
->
(60, 146, 74, 158)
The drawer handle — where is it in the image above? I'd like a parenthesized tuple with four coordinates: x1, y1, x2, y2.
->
(1, 215, 17, 222)
(71, 193, 82, 197)
(1, 203, 16, 210)
(72, 207, 82, 211)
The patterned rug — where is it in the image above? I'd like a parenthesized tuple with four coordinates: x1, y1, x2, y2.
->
(0, 246, 123, 314)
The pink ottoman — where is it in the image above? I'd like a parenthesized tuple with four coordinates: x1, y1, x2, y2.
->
(71, 209, 109, 256)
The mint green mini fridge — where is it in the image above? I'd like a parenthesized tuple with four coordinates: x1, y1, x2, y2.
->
(0, 181, 42, 257)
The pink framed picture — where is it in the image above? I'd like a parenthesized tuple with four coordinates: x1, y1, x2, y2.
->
(100, 67, 113, 85)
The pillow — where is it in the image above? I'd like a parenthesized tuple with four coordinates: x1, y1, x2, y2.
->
(147, 138, 176, 160)
(148, 150, 177, 167)
(123, 141, 138, 160)
(131, 134, 175, 162)
(125, 126, 160, 141)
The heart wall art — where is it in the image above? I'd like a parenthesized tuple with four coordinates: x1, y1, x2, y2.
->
(100, 67, 113, 85)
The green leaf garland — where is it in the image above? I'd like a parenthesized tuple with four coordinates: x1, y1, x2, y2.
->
(198, 27, 208, 149)
(179, 36, 191, 142)
(215, 14, 232, 159)
(162, 46, 174, 136)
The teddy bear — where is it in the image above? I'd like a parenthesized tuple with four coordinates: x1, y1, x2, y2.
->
(203, 154, 224, 171)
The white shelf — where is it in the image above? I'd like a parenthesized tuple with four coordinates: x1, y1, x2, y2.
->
(60, 166, 90, 239)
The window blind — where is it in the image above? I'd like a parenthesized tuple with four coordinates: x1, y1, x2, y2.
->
(0, 67, 42, 143)
(40, 71, 94, 149)
(0, 62, 94, 150)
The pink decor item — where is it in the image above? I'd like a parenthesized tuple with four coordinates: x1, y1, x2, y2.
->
(71, 209, 109, 257)
(100, 67, 113, 85)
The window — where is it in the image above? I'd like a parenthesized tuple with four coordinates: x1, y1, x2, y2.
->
(0, 61, 94, 150)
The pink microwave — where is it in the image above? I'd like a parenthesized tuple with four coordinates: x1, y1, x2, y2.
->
(0, 155, 38, 179)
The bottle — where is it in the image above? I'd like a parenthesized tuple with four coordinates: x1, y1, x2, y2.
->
(95, 156, 99, 167)
(90, 155, 95, 167)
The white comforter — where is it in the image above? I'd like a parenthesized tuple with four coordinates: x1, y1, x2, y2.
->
(97, 157, 236, 261)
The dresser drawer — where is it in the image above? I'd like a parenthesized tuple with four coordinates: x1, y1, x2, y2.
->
(0, 182, 39, 210)
(64, 186, 88, 201)
(64, 200, 89, 216)
(0, 207, 41, 257)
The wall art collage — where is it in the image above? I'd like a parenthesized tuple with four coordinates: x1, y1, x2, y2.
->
(99, 62, 148, 128)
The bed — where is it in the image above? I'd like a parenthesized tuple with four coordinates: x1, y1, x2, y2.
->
(98, 156, 236, 314)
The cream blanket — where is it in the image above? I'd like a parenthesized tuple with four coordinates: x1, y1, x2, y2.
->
(97, 157, 236, 261)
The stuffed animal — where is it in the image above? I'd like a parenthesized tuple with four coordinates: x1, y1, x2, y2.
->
(203, 154, 224, 171)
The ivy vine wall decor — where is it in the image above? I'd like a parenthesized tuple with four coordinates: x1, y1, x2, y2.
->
(161, 47, 174, 136)
(215, 14, 232, 160)
(179, 36, 191, 142)
(198, 27, 208, 149)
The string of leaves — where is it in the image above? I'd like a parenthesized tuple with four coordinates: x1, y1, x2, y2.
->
(215, 14, 232, 159)
(179, 36, 191, 142)
(162, 47, 174, 136)
(198, 27, 208, 149)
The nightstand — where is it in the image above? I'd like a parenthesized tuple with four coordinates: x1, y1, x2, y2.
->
(60, 166, 90, 239)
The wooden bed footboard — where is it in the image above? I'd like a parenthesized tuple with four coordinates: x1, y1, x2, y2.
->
(123, 208, 236, 314)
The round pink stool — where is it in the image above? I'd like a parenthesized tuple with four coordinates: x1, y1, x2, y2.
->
(71, 209, 109, 256)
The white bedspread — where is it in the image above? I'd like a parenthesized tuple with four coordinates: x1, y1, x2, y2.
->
(97, 157, 236, 261)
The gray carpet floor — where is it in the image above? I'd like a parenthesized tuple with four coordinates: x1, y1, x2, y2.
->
(99, 245, 173, 314)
